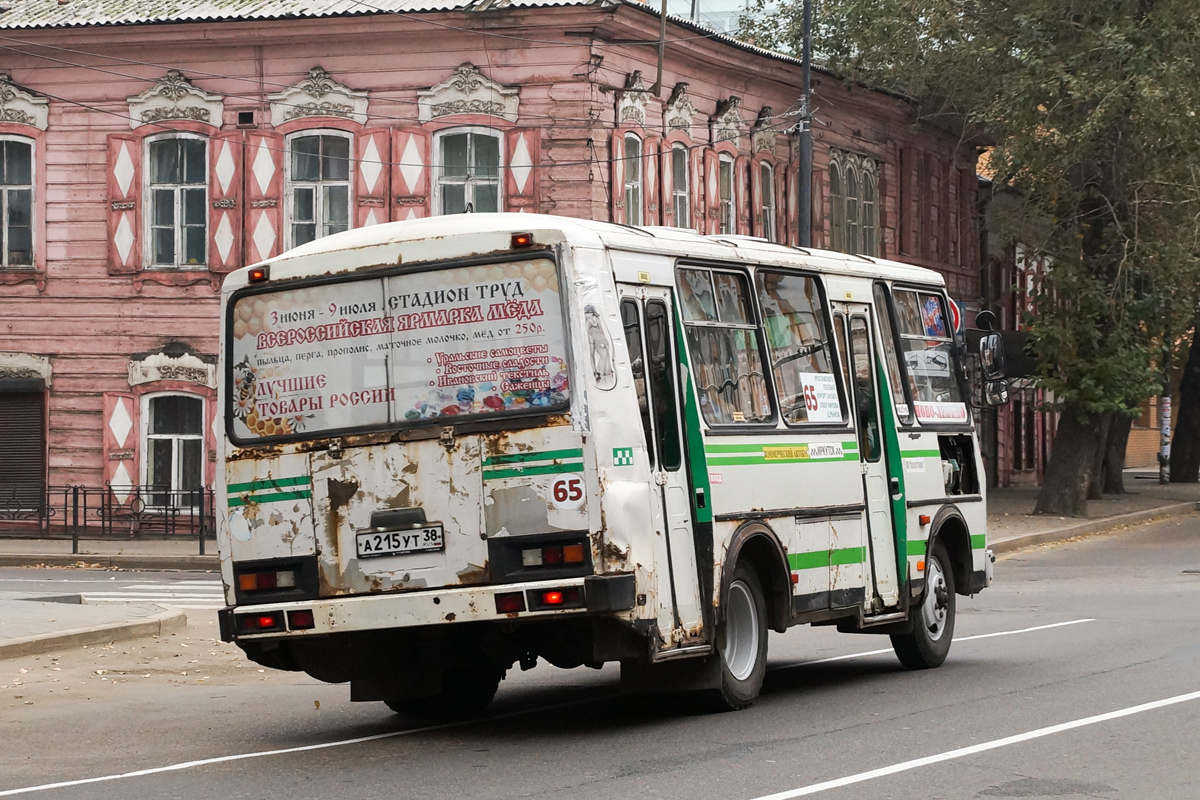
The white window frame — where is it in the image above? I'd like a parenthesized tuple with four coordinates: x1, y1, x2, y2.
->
(829, 151, 880, 257)
(623, 132, 643, 226)
(0, 134, 35, 270)
(718, 152, 734, 235)
(671, 144, 690, 230)
(759, 161, 776, 243)
(144, 132, 208, 270)
(432, 126, 504, 216)
(285, 129, 353, 248)
(140, 392, 206, 505)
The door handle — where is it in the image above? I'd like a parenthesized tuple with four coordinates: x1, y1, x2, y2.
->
(889, 477, 902, 500)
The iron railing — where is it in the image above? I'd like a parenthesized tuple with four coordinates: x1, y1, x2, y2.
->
(0, 483, 215, 555)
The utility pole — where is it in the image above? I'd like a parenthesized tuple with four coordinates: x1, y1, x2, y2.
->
(797, 0, 813, 248)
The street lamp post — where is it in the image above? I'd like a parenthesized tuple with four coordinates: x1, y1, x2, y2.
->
(797, 0, 813, 248)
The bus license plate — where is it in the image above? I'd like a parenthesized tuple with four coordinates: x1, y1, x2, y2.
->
(356, 526, 444, 559)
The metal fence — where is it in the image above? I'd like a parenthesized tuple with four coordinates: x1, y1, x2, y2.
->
(0, 484, 215, 555)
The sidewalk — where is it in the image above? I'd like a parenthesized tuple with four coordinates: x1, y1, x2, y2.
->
(3, 470, 1199, 661)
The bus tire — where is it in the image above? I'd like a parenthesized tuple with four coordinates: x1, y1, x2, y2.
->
(710, 562, 768, 711)
(891, 538, 956, 669)
(384, 664, 501, 719)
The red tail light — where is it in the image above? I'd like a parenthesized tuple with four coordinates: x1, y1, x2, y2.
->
(237, 611, 284, 633)
(287, 609, 315, 630)
(495, 592, 526, 614)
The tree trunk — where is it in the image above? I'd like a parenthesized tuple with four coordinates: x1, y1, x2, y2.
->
(1171, 324, 1200, 483)
(1087, 412, 1113, 500)
(1034, 406, 1103, 516)
(1102, 414, 1133, 494)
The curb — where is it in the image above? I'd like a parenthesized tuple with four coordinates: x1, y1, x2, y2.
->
(990, 500, 1200, 554)
(0, 606, 188, 660)
(0, 553, 218, 571)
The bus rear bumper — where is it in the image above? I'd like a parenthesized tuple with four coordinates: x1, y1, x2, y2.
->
(218, 573, 636, 643)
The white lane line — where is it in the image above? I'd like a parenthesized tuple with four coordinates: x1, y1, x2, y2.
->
(780, 619, 1097, 668)
(0, 617, 1099, 798)
(0, 694, 609, 798)
(748, 688, 1200, 800)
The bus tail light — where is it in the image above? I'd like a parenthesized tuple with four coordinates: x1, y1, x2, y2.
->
(237, 611, 284, 634)
(527, 586, 583, 610)
(521, 544, 587, 568)
(495, 592, 526, 614)
(287, 609, 316, 630)
(238, 569, 297, 593)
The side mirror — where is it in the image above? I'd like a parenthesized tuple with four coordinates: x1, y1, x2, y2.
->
(984, 379, 1010, 407)
(979, 332, 1005, 381)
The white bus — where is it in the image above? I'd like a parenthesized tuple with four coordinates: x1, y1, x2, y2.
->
(216, 213, 1000, 714)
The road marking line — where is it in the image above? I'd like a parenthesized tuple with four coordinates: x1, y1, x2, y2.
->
(0, 695, 608, 798)
(748, 688, 1200, 800)
(782, 619, 1096, 668)
(0, 618, 1098, 797)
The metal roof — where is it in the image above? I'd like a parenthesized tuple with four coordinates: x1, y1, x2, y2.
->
(0, 0, 804, 69)
(0, 0, 604, 28)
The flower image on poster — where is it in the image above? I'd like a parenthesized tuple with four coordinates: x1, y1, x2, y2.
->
(229, 258, 569, 440)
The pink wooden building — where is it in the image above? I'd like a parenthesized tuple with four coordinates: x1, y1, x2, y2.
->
(0, 0, 982, 520)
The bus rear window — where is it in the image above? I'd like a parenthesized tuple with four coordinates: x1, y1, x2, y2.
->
(228, 258, 569, 442)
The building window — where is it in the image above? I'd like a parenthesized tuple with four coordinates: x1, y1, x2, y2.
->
(829, 151, 879, 257)
(718, 153, 734, 234)
(287, 131, 351, 247)
(0, 137, 33, 269)
(759, 161, 776, 242)
(436, 128, 501, 215)
(144, 394, 204, 506)
(671, 145, 690, 229)
(147, 135, 206, 268)
(623, 133, 643, 226)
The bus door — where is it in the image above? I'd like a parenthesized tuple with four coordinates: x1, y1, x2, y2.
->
(618, 285, 705, 648)
(835, 304, 900, 610)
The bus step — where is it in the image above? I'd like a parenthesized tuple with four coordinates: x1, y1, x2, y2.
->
(859, 611, 908, 627)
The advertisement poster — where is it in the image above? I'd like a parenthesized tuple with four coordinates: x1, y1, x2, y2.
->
(230, 259, 570, 440)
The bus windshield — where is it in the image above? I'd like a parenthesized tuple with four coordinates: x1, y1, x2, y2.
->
(227, 257, 570, 442)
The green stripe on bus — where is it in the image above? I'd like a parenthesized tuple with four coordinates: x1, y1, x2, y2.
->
(674, 310, 713, 524)
(482, 448, 584, 467)
(788, 546, 866, 571)
(228, 489, 312, 507)
(482, 461, 585, 481)
(971, 533, 987, 550)
(225, 475, 312, 494)
(907, 540, 928, 557)
(900, 449, 942, 458)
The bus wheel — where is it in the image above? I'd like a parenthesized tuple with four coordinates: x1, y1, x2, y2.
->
(891, 539, 956, 669)
(384, 664, 501, 719)
(712, 562, 768, 711)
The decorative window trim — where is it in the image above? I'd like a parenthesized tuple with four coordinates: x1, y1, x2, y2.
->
(142, 131, 208, 271)
(0, 351, 51, 385)
(127, 71, 223, 130)
(617, 71, 649, 128)
(623, 131, 644, 226)
(717, 151, 735, 235)
(418, 63, 519, 124)
(269, 67, 368, 128)
(138, 390, 209, 493)
(283, 128, 354, 248)
(758, 160, 777, 243)
(0, 75, 48, 131)
(752, 106, 776, 155)
(710, 96, 745, 149)
(128, 350, 216, 390)
(829, 149, 880, 257)
(663, 82, 698, 136)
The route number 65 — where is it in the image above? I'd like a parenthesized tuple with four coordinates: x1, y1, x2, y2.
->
(550, 474, 586, 510)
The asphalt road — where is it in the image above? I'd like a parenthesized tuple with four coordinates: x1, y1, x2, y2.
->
(2, 515, 1199, 799)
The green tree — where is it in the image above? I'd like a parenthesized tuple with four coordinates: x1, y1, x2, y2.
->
(744, 0, 1200, 514)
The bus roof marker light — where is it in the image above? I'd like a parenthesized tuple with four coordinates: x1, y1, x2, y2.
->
(248, 265, 269, 283)
(511, 232, 535, 248)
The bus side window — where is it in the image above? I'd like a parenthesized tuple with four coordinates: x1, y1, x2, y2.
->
(872, 283, 914, 424)
(678, 267, 773, 426)
(621, 299, 656, 470)
(849, 316, 882, 462)
(646, 300, 682, 470)
(755, 270, 845, 425)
